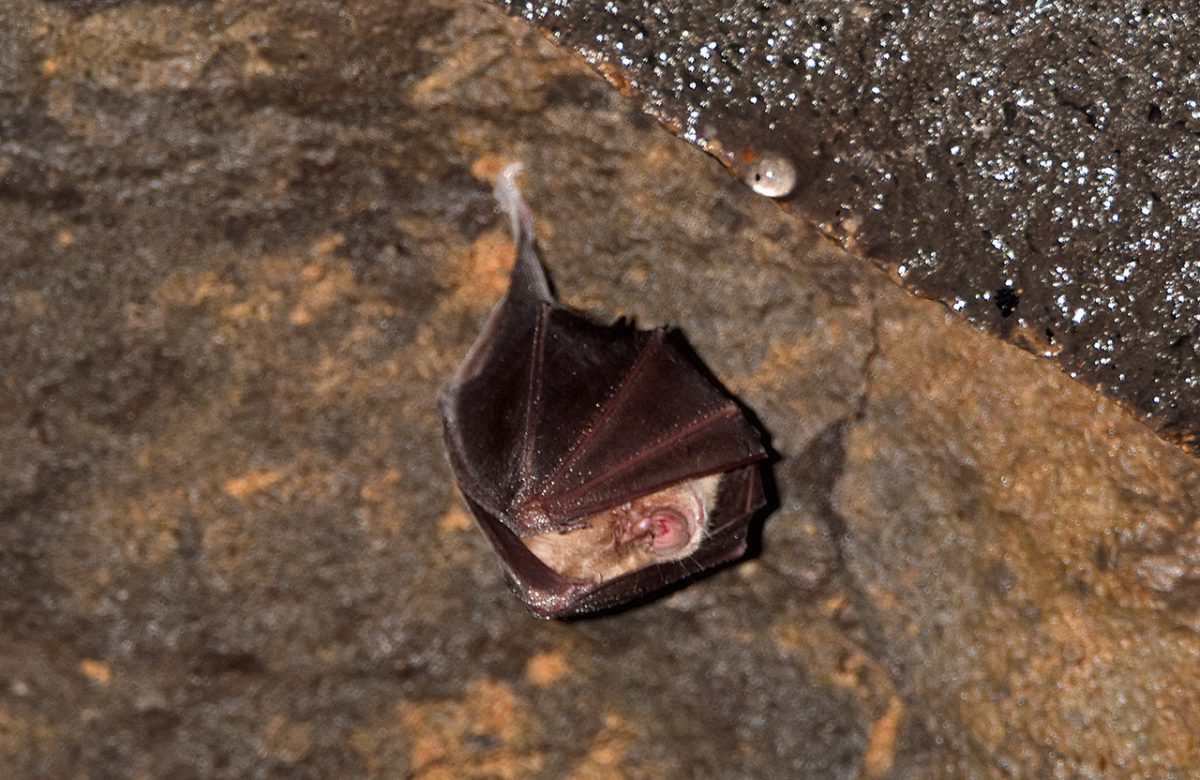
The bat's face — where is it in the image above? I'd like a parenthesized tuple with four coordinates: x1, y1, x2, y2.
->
(463, 464, 765, 619)
(441, 165, 768, 619)
(522, 475, 719, 584)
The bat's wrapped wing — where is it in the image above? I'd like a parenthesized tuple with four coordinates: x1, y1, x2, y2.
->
(440, 167, 768, 618)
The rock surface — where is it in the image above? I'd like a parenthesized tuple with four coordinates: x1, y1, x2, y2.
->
(1, 0, 1198, 777)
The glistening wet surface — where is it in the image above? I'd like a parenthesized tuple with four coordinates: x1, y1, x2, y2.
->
(495, 0, 1200, 456)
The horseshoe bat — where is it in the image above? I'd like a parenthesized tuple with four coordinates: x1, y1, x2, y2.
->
(439, 164, 768, 619)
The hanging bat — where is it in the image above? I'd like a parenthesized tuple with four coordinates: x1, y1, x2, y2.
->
(439, 164, 768, 619)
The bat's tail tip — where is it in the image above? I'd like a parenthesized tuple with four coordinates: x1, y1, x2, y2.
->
(494, 163, 531, 241)
(498, 161, 525, 185)
(493, 161, 551, 302)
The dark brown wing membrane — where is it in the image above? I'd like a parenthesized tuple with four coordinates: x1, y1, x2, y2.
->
(441, 292, 765, 533)
(520, 324, 763, 525)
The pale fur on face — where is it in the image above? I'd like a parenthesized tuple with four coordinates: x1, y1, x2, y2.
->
(522, 474, 721, 584)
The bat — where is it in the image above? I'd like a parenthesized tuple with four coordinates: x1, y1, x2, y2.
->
(439, 164, 768, 618)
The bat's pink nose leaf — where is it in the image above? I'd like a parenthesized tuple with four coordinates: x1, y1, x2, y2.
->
(634, 508, 692, 555)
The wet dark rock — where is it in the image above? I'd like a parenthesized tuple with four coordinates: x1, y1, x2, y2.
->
(494, 0, 1200, 458)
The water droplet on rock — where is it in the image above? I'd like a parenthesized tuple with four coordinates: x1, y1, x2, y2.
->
(744, 154, 796, 198)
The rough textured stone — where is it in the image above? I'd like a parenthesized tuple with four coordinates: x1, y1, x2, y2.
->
(836, 295, 1200, 776)
(1, 0, 1198, 778)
